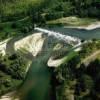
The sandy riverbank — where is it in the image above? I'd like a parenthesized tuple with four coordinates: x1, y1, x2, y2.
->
(75, 22, 100, 30)
(65, 21, 100, 30)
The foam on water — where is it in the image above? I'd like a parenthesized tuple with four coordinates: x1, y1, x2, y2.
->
(35, 27, 81, 46)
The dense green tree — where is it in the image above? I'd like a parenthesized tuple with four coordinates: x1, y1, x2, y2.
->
(86, 59, 100, 78)
(0, 53, 28, 95)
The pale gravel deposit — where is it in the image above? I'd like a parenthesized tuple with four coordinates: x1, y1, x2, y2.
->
(0, 38, 11, 55)
(15, 33, 45, 56)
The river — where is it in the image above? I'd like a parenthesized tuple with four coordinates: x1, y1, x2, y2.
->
(13, 42, 55, 100)
(46, 27, 100, 40)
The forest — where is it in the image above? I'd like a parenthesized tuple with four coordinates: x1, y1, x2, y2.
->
(0, 0, 100, 22)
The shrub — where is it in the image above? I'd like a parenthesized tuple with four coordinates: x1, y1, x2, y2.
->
(0, 25, 3, 31)
(11, 22, 18, 29)
(28, 25, 33, 31)
(20, 27, 29, 33)
(45, 12, 63, 20)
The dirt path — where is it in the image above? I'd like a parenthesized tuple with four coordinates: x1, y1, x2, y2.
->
(82, 50, 100, 66)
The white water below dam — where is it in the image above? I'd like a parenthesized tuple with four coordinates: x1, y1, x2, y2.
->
(35, 27, 81, 46)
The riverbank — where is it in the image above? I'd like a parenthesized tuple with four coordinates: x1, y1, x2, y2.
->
(47, 16, 100, 29)
(0, 91, 17, 100)
(65, 21, 100, 30)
